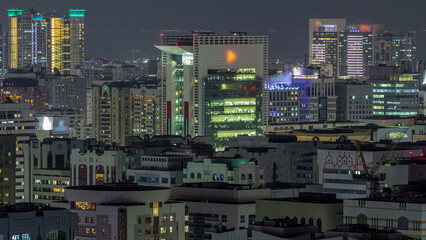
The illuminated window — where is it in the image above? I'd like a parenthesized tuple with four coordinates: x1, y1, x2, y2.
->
(153, 202, 159, 217)
(86, 228, 90, 234)
(102, 229, 107, 235)
(102, 217, 108, 224)
(160, 227, 166, 234)
(86, 217, 89, 223)
(170, 215, 174, 222)
(169, 227, 174, 233)
(91, 228, 96, 235)
(78, 216, 81, 222)
(145, 228, 151, 235)
(91, 217, 95, 223)
(161, 216, 167, 223)
(138, 229, 142, 236)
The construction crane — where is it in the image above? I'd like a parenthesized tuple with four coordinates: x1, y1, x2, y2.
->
(354, 104, 426, 195)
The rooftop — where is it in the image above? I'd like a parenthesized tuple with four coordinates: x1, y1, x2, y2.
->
(264, 192, 342, 204)
(67, 183, 168, 192)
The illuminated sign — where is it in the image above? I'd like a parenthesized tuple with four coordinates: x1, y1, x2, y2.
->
(71, 201, 96, 211)
(36, 117, 53, 130)
(7, 9, 23, 17)
(226, 49, 237, 64)
(69, 9, 86, 17)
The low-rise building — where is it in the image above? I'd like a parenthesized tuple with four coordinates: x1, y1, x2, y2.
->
(32, 168, 70, 203)
(52, 183, 187, 240)
(256, 193, 343, 232)
(0, 203, 78, 240)
(171, 182, 271, 240)
(344, 194, 426, 239)
(183, 158, 264, 187)
(70, 146, 135, 186)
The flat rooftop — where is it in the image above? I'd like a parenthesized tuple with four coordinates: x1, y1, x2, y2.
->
(67, 183, 168, 191)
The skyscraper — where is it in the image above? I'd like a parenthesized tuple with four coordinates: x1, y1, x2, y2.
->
(0, 24, 3, 72)
(338, 25, 373, 77)
(156, 33, 268, 141)
(5, 9, 85, 75)
(309, 19, 346, 77)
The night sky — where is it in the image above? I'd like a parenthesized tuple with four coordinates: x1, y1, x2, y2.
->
(1, 0, 425, 61)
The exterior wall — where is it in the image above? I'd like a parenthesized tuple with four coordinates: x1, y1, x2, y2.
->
(186, 201, 256, 240)
(182, 158, 264, 187)
(127, 169, 183, 188)
(32, 168, 70, 203)
(344, 199, 426, 239)
(336, 83, 373, 121)
(317, 148, 422, 199)
(256, 199, 343, 231)
(70, 148, 134, 186)
(0, 136, 16, 205)
(0, 208, 78, 240)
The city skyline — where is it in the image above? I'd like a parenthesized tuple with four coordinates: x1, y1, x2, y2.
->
(0, 0, 425, 61)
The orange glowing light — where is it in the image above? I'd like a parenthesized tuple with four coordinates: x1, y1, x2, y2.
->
(359, 24, 371, 32)
(226, 49, 237, 64)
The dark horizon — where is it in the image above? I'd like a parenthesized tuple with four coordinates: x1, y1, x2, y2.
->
(1, 0, 425, 61)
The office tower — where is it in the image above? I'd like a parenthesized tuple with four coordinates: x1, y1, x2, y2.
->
(204, 68, 262, 150)
(267, 72, 300, 124)
(0, 136, 17, 205)
(339, 25, 373, 77)
(369, 66, 419, 116)
(157, 34, 268, 140)
(5, 9, 85, 75)
(373, 31, 416, 71)
(46, 75, 87, 110)
(335, 82, 373, 121)
(156, 35, 194, 136)
(309, 19, 346, 77)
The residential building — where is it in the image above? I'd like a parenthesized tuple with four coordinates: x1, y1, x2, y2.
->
(0, 77, 49, 111)
(52, 184, 187, 240)
(0, 136, 17, 205)
(183, 158, 264, 187)
(171, 182, 271, 240)
(0, 100, 38, 203)
(91, 81, 136, 146)
(0, 203, 78, 240)
(256, 192, 343, 232)
(47, 75, 87, 110)
(5, 9, 85, 75)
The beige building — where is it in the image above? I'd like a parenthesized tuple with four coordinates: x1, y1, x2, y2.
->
(171, 182, 271, 239)
(70, 147, 134, 186)
(256, 193, 343, 232)
(183, 158, 264, 187)
(32, 168, 70, 203)
(53, 184, 187, 240)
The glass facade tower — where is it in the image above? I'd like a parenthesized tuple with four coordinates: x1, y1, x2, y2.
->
(204, 68, 262, 151)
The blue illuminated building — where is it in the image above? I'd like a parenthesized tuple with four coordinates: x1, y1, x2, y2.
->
(268, 67, 337, 124)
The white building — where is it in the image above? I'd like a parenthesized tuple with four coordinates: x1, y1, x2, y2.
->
(70, 147, 135, 186)
(53, 184, 187, 240)
(344, 197, 426, 239)
(183, 158, 264, 187)
(317, 145, 422, 199)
